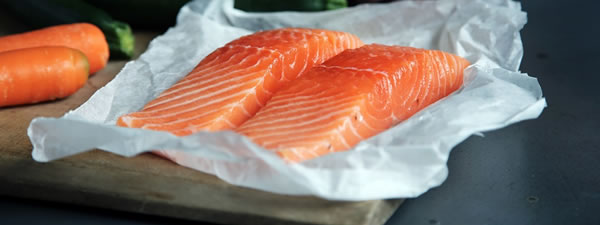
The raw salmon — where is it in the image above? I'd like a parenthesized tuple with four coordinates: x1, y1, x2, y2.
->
(117, 28, 363, 135)
(236, 44, 470, 162)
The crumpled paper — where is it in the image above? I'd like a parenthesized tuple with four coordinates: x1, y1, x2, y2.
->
(27, 0, 546, 201)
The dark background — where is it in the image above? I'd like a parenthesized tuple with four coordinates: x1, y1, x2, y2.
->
(1, 1, 599, 225)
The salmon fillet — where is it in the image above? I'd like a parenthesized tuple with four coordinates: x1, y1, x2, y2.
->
(236, 44, 470, 162)
(117, 28, 363, 135)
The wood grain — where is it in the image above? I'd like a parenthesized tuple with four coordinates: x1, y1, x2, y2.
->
(0, 31, 402, 225)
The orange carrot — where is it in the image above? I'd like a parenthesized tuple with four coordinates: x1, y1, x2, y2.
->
(0, 23, 108, 74)
(0, 46, 89, 107)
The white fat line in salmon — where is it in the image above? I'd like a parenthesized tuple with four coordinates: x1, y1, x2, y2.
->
(265, 89, 331, 107)
(313, 38, 320, 64)
(420, 58, 433, 110)
(141, 71, 266, 113)
(141, 85, 264, 129)
(264, 84, 346, 104)
(256, 93, 354, 116)
(265, 129, 352, 152)
(430, 51, 443, 100)
(240, 107, 356, 136)
(239, 98, 253, 117)
(146, 61, 254, 107)
(167, 44, 287, 92)
(135, 83, 259, 121)
(136, 91, 253, 126)
(142, 77, 270, 129)
(267, 84, 323, 102)
(399, 57, 421, 109)
(339, 116, 365, 140)
(166, 118, 218, 133)
(218, 116, 236, 129)
(156, 50, 275, 99)
(297, 43, 311, 77)
(409, 60, 426, 112)
(317, 65, 390, 77)
(254, 111, 379, 143)
(155, 67, 263, 107)
(167, 113, 239, 133)
(264, 121, 354, 151)
(247, 96, 359, 122)
(334, 128, 351, 149)
(238, 102, 357, 131)
(137, 93, 250, 129)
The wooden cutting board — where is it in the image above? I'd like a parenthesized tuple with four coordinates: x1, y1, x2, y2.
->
(0, 25, 402, 225)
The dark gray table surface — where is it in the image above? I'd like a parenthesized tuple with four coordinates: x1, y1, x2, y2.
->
(1, 1, 599, 225)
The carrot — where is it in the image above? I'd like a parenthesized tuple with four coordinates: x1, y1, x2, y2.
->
(0, 46, 89, 107)
(0, 23, 108, 74)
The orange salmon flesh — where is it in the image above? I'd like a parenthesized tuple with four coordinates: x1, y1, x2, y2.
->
(117, 28, 364, 135)
(236, 44, 470, 162)
(117, 29, 470, 163)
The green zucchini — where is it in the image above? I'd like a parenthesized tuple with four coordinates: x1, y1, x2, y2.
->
(234, 0, 348, 12)
(85, 0, 191, 30)
(0, 0, 135, 59)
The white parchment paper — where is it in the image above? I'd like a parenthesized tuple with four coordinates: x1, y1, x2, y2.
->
(27, 0, 546, 200)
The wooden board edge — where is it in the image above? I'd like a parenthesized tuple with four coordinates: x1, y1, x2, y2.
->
(0, 156, 403, 225)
